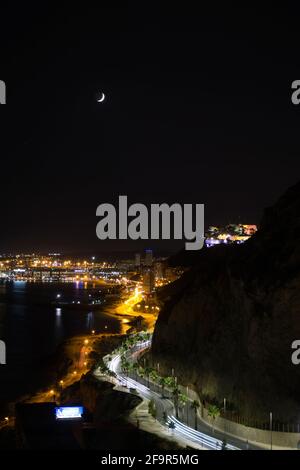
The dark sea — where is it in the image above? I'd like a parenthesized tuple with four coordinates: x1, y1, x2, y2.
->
(0, 281, 121, 409)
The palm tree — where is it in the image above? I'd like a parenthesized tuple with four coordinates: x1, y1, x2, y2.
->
(179, 393, 188, 422)
(127, 362, 134, 377)
(191, 400, 200, 430)
(148, 399, 157, 419)
(122, 359, 130, 375)
(208, 404, 220, 433)
(120, 356, 125, 368)
(144, 366, 152, 388)
(159, 376, 167, 397)
(165, 376, 176, 392)
(138, 366, 145, 379)
(149, 369, 158, 388)
(172, 387, 180, 418)
(132, 362, 139, 379)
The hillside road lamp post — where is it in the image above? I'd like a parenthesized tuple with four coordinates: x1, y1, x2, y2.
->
(173, 388, 179, 419)
(223, 398, 226, 439)
(159, 377, 166, 398)
(179, 393, 188, 422)
(270, 412, 273, 450)
(186, 386, 189, 424)
(191, 401, 200, 430)
(145, 367, 152, 389)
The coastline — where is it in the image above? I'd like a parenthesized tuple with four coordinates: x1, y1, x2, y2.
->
(0, 285, 158, 449)
(3, 290, 145, 410)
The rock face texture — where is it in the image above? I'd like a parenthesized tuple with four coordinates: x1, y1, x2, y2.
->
(152, 182, 300, 422)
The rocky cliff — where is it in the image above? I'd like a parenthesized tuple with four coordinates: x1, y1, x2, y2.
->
(152, 182, 300, 422)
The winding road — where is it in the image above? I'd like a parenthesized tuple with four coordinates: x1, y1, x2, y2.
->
(103, 341, 259, 450)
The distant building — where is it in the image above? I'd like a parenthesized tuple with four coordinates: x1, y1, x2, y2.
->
(143, 268, 155, 294)
(205, 224, 257, 247)
(135, 253, 141, 267)
(144, 249, 153, 266)
(154, 261, 164, 280)
(242, 224, 257, 236)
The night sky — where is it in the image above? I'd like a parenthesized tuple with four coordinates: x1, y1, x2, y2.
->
(0, 4, 300, 253)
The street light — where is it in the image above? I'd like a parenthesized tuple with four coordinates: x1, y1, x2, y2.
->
(270, 412, 273, 450)
(186, 386, 189, 424)
(223, 398, 227, 441)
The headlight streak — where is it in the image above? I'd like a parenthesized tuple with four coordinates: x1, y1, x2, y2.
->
(107, 345, 240, 451)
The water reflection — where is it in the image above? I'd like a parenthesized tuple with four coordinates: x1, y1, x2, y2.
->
(0, 281, 121, 403)
(86, 311, 94, 330)
(54, 308, 63, 344)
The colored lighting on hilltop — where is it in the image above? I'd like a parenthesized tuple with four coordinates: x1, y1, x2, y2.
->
(205, 224, 257, 247)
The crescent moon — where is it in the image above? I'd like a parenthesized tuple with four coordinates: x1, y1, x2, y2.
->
(97, 92, 105, 103)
